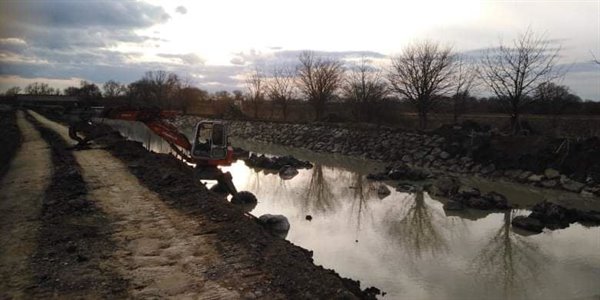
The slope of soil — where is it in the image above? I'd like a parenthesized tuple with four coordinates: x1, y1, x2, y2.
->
(29, 110, 379, 299)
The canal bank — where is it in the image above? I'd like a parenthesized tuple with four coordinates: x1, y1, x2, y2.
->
(172, 116, 600, 197)
(25, 110, 380, 299)
(101, 115, 600, 299)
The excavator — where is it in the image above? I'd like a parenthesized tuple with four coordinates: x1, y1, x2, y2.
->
(69, 107, 257, 205)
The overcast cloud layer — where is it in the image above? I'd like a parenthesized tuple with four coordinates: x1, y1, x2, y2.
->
(0, 0, 598, 99)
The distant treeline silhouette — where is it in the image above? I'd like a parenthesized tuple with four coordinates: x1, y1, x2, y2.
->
(3, 29, 599, 134)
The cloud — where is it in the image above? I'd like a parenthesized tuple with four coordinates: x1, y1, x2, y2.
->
(230, 57, 246, 66)
(158, 53, 205, 65)
(0, 38, 28, 54)
(175, 6, 188, 15)
(0, 1, 169, 52)
(230, 49, 387, 67)
(0, 1, 169, 31)
(0, 0, 173, 89)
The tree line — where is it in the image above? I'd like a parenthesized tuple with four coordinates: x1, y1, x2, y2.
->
(242, 29, 598, 133)
(3, 29, 599, 133)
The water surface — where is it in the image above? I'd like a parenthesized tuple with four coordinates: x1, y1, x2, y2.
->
(104, 119, 600, 300)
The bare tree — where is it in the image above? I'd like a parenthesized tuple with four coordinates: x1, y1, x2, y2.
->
(78, 80, 102, 102)
(296, 51, 344, 121)
(451, 55, 479, 123)
(267, 65, 296, 121)
(4, 86, 21, 96)
(245, 67, 266, 119)
(142, 70, 181, 108)
(126, 78, 152, 106)
(533, 81, 581, 131)
(342, 57, 389, 122)
(480, 29, 562, 134)
(102, 80, 127, 98)
(24, 82, 58, 95)
(178, 86, 208, 114)
(388, 41, 455, 129)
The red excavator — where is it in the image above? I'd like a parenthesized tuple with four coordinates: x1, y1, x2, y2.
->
(70, 107, 257, 205)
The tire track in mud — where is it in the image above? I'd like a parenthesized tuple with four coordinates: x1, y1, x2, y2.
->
(0, 111, 51, 299)
(28, 110, 241, 298)
(25, 112, 128, 298)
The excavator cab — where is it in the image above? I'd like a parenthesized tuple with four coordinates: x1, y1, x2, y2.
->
(191, 121, 229, 160)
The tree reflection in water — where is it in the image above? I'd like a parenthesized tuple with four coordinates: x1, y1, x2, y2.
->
(387, 191, 448, 258)
(472, 210, 545, 299)
(303, 164, 338, 214)
(248, 167, 262, 192)
(349, 172, 376, 234)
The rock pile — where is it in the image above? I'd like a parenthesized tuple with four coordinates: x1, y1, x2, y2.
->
(244, 154, 313, 170)
(367, 163, 433, 181)
(221, 120, 600, 197)
(512, 201, 600, 233)
(446, 188, 512, 211)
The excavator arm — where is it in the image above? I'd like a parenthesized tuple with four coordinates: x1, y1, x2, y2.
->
(70, 107, 256, 207)
(102, 108, 194, 162)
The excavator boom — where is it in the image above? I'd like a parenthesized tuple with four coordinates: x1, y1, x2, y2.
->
(70, 107, 257, 208)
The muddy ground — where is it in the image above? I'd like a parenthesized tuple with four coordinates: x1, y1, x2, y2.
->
(0, 109, 379, 299)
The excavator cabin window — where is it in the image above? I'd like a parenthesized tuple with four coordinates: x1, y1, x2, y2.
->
(191, 121, 227, 160)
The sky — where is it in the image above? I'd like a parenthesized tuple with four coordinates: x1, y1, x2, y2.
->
(0, 0, 599, 100)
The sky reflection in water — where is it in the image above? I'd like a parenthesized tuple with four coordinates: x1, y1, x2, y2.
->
(107, 119, 600, 300)
(223, 159, 600, 300)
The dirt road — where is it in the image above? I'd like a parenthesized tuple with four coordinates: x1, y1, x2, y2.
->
(0, 110, 376, 299)
(0, 111, 51, 298)
(27, 111, 253, 298)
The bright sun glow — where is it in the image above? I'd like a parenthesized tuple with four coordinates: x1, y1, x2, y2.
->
(136, 0, 484, 66)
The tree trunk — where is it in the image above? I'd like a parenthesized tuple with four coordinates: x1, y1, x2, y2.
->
(313, 102, 322, 121)
(453, 98, 459, 124)
(419, 111, 428, 130)
(282, 103, 288, 121)
(510, 112, 520, 135)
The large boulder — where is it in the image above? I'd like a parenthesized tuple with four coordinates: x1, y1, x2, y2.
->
(367, 163, 432, 181)
(544, 168, 560, 179)
(443, 200, 464, 211)
(258, 214, 290, 238)
(450, 189, 512, 210)
(529, 201, 577, 229)
(561, 180, 585, 193)
(278, 165, 299, 180)
(511, 216, 544, 233)
(513, 201, 600, 233)
(430, 176, 460, 197)
(376, 185, 391, 198)
(245, 154, 313, 171)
